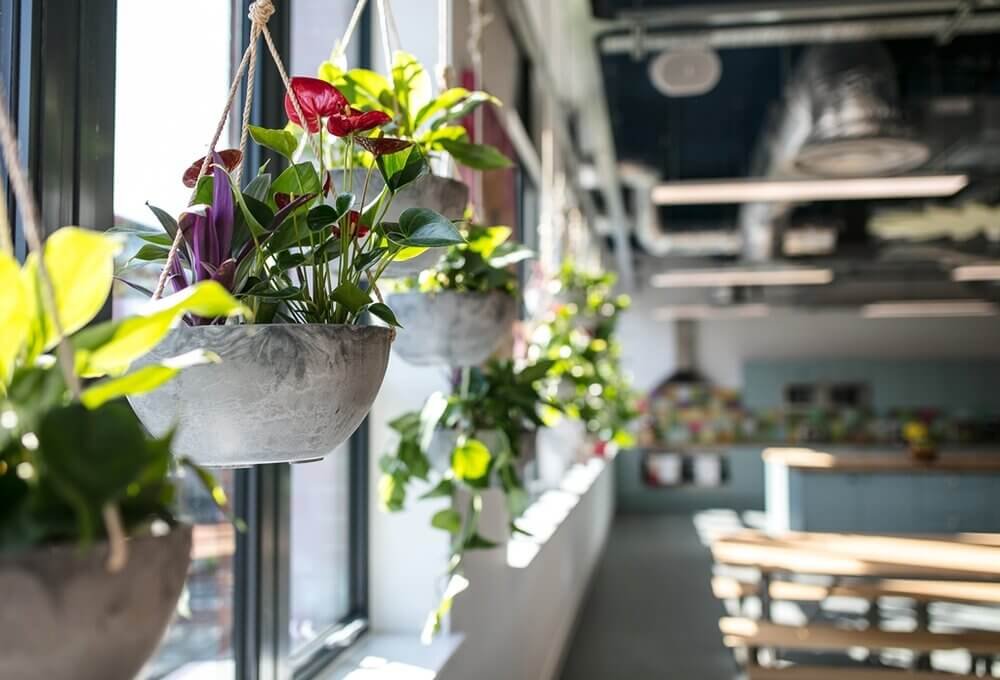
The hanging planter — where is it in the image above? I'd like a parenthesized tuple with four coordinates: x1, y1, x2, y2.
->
(386, 290, 517, 366)
(129, 325, 392, 467)
(1, 527, 191, 680)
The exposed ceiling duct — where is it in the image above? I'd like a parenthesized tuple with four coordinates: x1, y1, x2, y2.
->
(740, 42, 927, 261)
(618, 162, 743, 258)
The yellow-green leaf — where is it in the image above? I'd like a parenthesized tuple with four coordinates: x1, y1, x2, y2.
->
(79, 281, 250, 377)
(25, 227, 123, 351)
(452, 438, 491, 481)
(392, 246, 429, 262)
(0, 251, 28, 386)
(80, 349, 220, 409)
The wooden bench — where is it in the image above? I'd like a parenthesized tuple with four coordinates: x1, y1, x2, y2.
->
(747, 667, 960, 679)
(712, 574, 1000, 606)
(707, 530, 1000, 676)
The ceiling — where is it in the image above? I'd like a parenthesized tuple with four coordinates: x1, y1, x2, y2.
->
(577, 0, 1000, 307)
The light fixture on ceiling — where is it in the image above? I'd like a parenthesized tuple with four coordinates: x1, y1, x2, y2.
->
(861, 300, 998, 318)
(651, 174, 969, 206)
(649, 48, 722, 97)
(952, 263, 1000, 282)
(653, 304, 771, 321)
(651, 267, 833, 288)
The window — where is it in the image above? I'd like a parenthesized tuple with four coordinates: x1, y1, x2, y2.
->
(0, 0, 374, 678)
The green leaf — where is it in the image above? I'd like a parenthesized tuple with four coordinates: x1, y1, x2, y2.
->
(437, 139, 512, 170)
(272, 162, 322, 197)
(367, 302, 401, 328)
(467, 226, 512, 258)
(37, 401, 159, 543)
(129, 243, 171, 263)
(0, 251, 29, 386)
(414, 88, 473, 129)
(452, 438, 491, 482)
(353, 246, 388, 272)
(330, 282, 371, 314)
(389, 208, 465, 248)
(517, 359, 555, 385)
(464, 532, 498, 550)
(248, 125, 298, 159)
(76, 281, 250, 377)
(419, 478, 455, 500)
(392, 51, 432, 133)
(145, 203, 179, 239)
(243, 173, 272, 203)
(376, 145, 428, 192)
(193, 175, 214, 205)
(307, 205, 341, 232)
(378, 473, 406, 512)
(22, 227, 123, 353)
(80, 349, 219, 409)
(431, 509, 463, 535)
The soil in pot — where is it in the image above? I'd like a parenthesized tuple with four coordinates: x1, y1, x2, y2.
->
(129, 324, 392, 467)
(0, 526, 192, 680)
(386, 291, 517, 367)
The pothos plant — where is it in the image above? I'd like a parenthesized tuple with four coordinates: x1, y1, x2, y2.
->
(531, 264, 639, 447)
(313, 51, 511, 171)
(387, 222, 533, 295)
(0, 227, 247, 549)
(121, 76, 465, 326)
(378, 357, 557, 638)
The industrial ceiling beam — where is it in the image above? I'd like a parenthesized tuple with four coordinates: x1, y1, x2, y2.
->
(498, 0, 636, 290)
(600, 9, 1000, 53)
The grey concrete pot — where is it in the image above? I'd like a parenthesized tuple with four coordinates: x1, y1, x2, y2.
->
(129, 324, 392, 467)
(331, 170, 468, 279)
(0, 525, 192, 680)
(386, 291, 517, 367)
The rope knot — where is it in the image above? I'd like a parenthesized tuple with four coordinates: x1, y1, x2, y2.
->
(248, 0, 275, 26)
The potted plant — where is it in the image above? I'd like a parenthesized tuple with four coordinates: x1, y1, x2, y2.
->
(122, 77, 465, 466)
(305, 50, 511, 277)
(378, 357, 557, 638)
(384, 223, 531, 366)
(0, 227, 245, 680)
(531, 265, 639, 453)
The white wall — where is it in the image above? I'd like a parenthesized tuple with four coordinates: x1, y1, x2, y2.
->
(620, 288, 1000, 392)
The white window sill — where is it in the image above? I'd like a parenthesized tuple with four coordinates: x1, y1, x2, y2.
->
(317, 633, 464, 679)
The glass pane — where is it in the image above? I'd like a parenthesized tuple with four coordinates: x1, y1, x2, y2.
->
(115, 2, 237, 678)
(289, 443, 353, 654)
(139, 471, 237, 679)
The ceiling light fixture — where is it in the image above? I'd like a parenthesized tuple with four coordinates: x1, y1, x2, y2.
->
(653, 304, 771, 321)
(862, 300, 998, 318)
(651, 267, 833, 288)
(952, 263, 1000, 282)
(651, 175, 969, 206)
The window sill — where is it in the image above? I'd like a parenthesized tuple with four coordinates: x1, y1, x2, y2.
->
(316, 633, 464, 679)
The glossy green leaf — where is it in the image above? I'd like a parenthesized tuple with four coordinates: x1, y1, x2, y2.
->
(248, 125, 298, 159)
(419, 478, 454, 500)
(244, 173, 273, 203)
(22, 227, 123, 353)
(438, 139, 512, 170)
(129, 243, 171, 263)
(0, 251, 28, 386)
(389, 208, 464, 248)
(451, 438, 491, 481)
(271, 162, 322, 197)
(307, 205, 341, 232)
(330, 282, 371, 314)
(464, 532, 498, 550)
(80, 349, 219, 409)
(431, 508, 462, 535)
(367, 302, 401, 328)
(76, 281, 250, 377)
(145, 203, 179, 239)
(376, 145, 428, 192)
(414, 88, 473, 129)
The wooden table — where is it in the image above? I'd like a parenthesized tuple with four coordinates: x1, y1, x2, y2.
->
(764, 447, 1000, 533)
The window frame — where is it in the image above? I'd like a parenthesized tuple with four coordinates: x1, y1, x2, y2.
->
(3, 1, 372, 677)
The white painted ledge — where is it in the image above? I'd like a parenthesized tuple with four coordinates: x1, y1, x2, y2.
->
(317, 634, 464, 680)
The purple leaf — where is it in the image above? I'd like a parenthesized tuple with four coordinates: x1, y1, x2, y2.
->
(212, 154, 234, 264)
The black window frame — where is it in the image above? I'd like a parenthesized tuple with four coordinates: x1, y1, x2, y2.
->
(1, 1, 372, 678)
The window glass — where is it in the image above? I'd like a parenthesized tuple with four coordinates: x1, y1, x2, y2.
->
(289, 443, 353, 655)
(115, 2, 237, 678)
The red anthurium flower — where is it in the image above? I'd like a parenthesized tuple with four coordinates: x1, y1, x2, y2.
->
(284, 77, 348, 133)
(274, 192, 291, 209)
(182, 149, 242, 188)
(356, 136, 412, 157)
(322, 171, 333, 197)
(327, 107, 391, 138)
(331, 211, 370, 239)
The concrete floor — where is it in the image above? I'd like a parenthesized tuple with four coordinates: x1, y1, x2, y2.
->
(560, 514, 736, 680)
